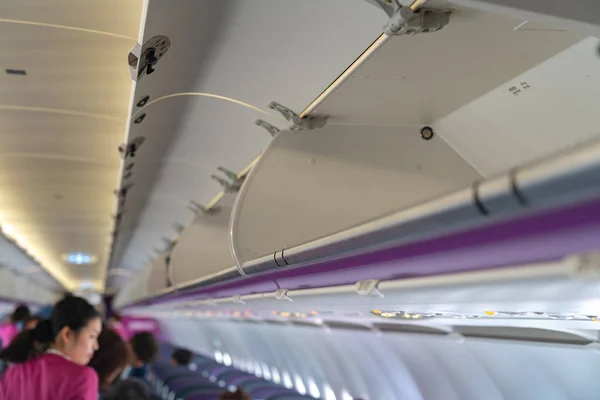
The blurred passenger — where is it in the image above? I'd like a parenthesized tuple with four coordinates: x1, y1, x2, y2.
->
(170, 347, 193, 367)
(0, 304, 31, 346)
(8, 305, 30, 330)
(219, 389, 251, 400)
(0, 295, 101, 400)
(121, 331, 158, 380)
(89, 327, 132, 394)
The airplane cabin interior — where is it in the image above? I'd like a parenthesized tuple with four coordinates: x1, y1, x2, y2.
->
(0, 0, 599, 399)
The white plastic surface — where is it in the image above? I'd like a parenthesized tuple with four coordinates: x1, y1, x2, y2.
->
(169, 193, 235, 285)
(231, 125, 480, 265)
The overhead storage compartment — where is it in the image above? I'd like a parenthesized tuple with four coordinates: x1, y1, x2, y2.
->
(114, 2, 600, 307)
(147, 254, 170, 294)
(169, 192, 240, 286)
(230, 124, 481, 268)
(114, 263, 155, 309)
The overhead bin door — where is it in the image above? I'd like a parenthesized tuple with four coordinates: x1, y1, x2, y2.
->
(169, 192, 237, 286)
(230, 124, 481, 267)
(147, 254, 170, 293)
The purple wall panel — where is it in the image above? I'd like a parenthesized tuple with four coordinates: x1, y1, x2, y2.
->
(139, 197, 600, 306)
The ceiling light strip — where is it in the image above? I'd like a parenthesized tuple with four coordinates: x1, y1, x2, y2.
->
(0, 18, 137, 40)
(0, 105, 124, 122)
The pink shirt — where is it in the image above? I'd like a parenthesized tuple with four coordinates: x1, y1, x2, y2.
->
(0, 324, 19, 347)
(0, 353, 98, 400)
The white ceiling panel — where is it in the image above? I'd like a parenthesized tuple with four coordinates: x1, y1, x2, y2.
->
(0, 0, 143, 290)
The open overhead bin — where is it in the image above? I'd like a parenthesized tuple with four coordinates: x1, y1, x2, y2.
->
(229, 124, 481, 270)
(228, 29, 600, 275)
(169, 192, 240, 286)
(114, 263, 155, 309)
(229, 126, 600, 276)
(115, 1, 600, 307)
(147, 254, 170, 294)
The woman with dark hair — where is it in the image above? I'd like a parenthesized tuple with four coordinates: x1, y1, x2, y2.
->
(89, 327, 132, 393)
(9, 305, 31, 327)
(0, 295, 102, 400)
(24, 315, 43, 331)
(0, 328, 47, 365)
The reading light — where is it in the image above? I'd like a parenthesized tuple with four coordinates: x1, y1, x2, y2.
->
(62, 252, 98, 265)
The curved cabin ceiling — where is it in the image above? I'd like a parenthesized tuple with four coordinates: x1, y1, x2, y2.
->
(0, 0, 143, 291)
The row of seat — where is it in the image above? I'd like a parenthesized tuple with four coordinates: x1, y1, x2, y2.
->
(148, 342, 314, 400)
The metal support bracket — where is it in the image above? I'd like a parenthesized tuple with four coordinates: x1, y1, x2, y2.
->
(187, 201, 222, 216)
(268, 101, 328, 131)
(275, 289, 293, 302)
(187, 201, 206, 215)
(162, 238, 176, 252)
(371, 0, 451, 36)
(128, 35, 171, 82)
(112, 211, 124, 224)
(211, 175, 239, 192)
(118, 136, 146, 159)
(217, 166, 238, 181)
(114, 182, 133, 199)
(255, 119, 281, 137)
(211, 166, 244, 193)
(355, 279, 384, 298)
(172, 223, 185, 235)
